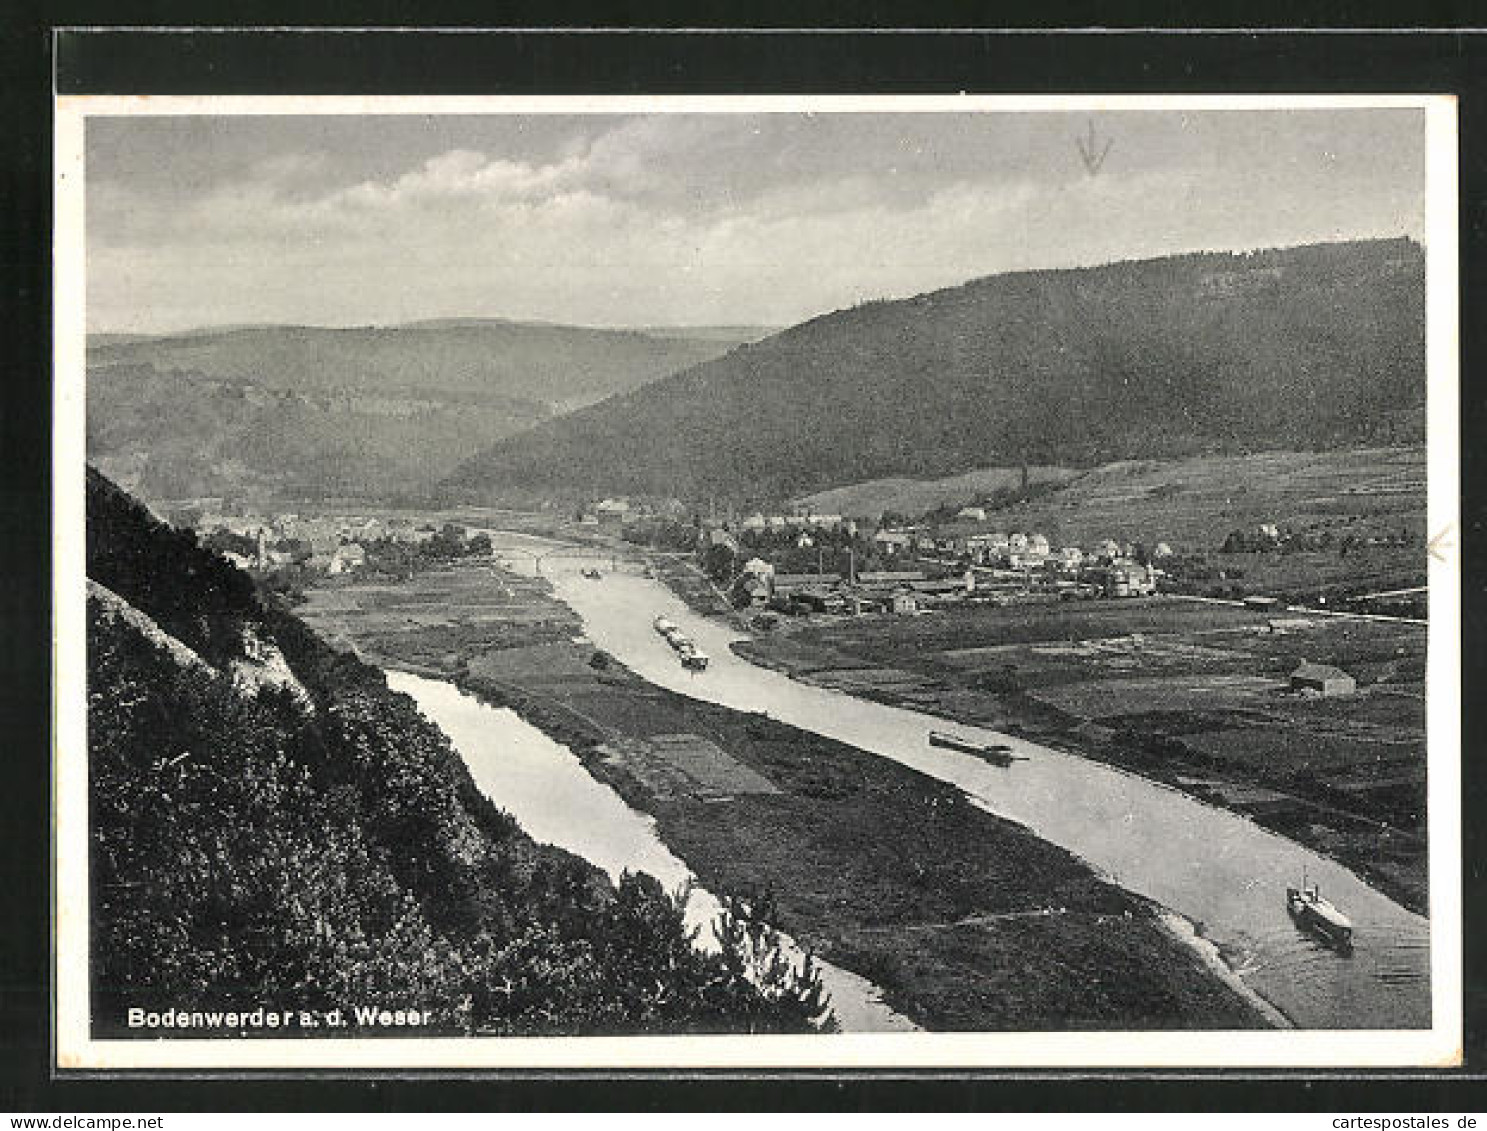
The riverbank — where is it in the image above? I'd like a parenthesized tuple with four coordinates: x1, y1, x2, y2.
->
(297, 563, 1275, 1032)
(729, 599, 1428, 918)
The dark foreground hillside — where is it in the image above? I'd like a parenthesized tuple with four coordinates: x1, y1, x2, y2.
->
(85, 469, 831, 1037)
(446, 238, 1425, 503)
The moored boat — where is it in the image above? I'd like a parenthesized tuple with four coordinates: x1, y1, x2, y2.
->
(928, 730, 1027, 767)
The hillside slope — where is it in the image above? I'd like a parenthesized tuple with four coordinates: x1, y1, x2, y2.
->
(85, 468, 830, 1036)
(444, 239, 1425, 504)
(87, 321, 760, 504)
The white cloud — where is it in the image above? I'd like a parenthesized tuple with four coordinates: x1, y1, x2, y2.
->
(86, 116, 1425, 333)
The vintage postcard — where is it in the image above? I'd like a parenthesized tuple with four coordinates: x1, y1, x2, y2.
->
(53, 93, 1461, 1069)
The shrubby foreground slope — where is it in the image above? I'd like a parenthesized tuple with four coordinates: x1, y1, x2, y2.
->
(86, 469, 830, 1036)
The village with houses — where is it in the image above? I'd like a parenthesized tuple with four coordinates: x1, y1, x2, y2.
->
(186, 485, 1415, 716)
(181, 506, 493, 585)
(579, 495, 1229, 622)
(712, 517, 1162, 618)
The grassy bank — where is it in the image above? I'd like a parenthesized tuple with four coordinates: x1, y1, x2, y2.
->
(298, 564, 1274, 1031)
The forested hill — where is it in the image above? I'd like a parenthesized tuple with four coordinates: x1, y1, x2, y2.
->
(85, 468, 831, 1037)
(87, 321, 762, 504)
(443, 238, 1425, 504)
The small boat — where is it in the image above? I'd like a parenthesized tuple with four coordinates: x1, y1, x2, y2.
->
(1286, 874, 1354, 949)
(581, 568, 602, 580)
(654, 616, 676, 635)
(928, 730, 1027, 767)
(681, 650, 709, 672)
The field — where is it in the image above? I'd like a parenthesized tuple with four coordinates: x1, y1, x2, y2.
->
(792, 464, 1080, 520)
(914, 448, 1426, 552)
(746, 593, 1429, 912)
(296, 566, 581, 670)
(298, 564, 1272, 1032)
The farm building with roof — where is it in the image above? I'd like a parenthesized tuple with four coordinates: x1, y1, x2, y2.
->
(1290, 662, 1357, 697)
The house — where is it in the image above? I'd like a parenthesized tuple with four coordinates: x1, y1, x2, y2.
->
(772, 571, 841, 595)
(1290, 662, 1356, 697)
(909, 578, 967, 596)
(856, 570, 926, 584)
(1095, 539, 1122, 562)
(872, 530, 914, 555)
(796, 532, 814, 549)
(766, 516, 788, 530)
(1153, 542, 1174, 559)
(890, 589, 919, 615)
(1106, 561, 1156, 598)
(707, 528, 740, 553)
(956, 506, 987, 522)
(328, 543, 367, 575)
(1008, 532, 1029, 552)
(595, 498, 631, 525)
(1058, 546, 1084, 570)
(1028, 533, 1051, 557)
(1268, 617, 1315, 634)
(741, 557, 775, 580)
(741, 514, 767, 531)
(736, 575, 772, 607)
(792, 587, 845, 613)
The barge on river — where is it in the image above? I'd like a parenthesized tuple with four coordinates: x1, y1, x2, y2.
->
(928, 730, 1027, 767)
(654, 616, 709, 671)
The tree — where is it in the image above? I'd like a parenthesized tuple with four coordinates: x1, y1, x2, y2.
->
(701, 543, 736, 584)
(711, 891, 838, 1034)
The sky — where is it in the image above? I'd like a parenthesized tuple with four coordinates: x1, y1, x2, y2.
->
(84, 107, 1427, 334)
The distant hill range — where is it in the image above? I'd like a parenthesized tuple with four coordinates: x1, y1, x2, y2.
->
(87, 320, 767, 504)
(443, 239, 1426, 505)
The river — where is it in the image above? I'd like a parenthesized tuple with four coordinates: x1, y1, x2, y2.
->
(480, 531, 1431, 1031)
(384, 669, 919, 1033)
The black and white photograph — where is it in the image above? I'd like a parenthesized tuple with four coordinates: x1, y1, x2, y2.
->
(52, 93, 1461, 1070)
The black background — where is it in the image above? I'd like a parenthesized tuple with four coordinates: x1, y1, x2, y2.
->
(5, 8, 1485, 1112)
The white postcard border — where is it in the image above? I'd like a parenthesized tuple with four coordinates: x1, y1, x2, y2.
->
(53, 92, 1463, 1070)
